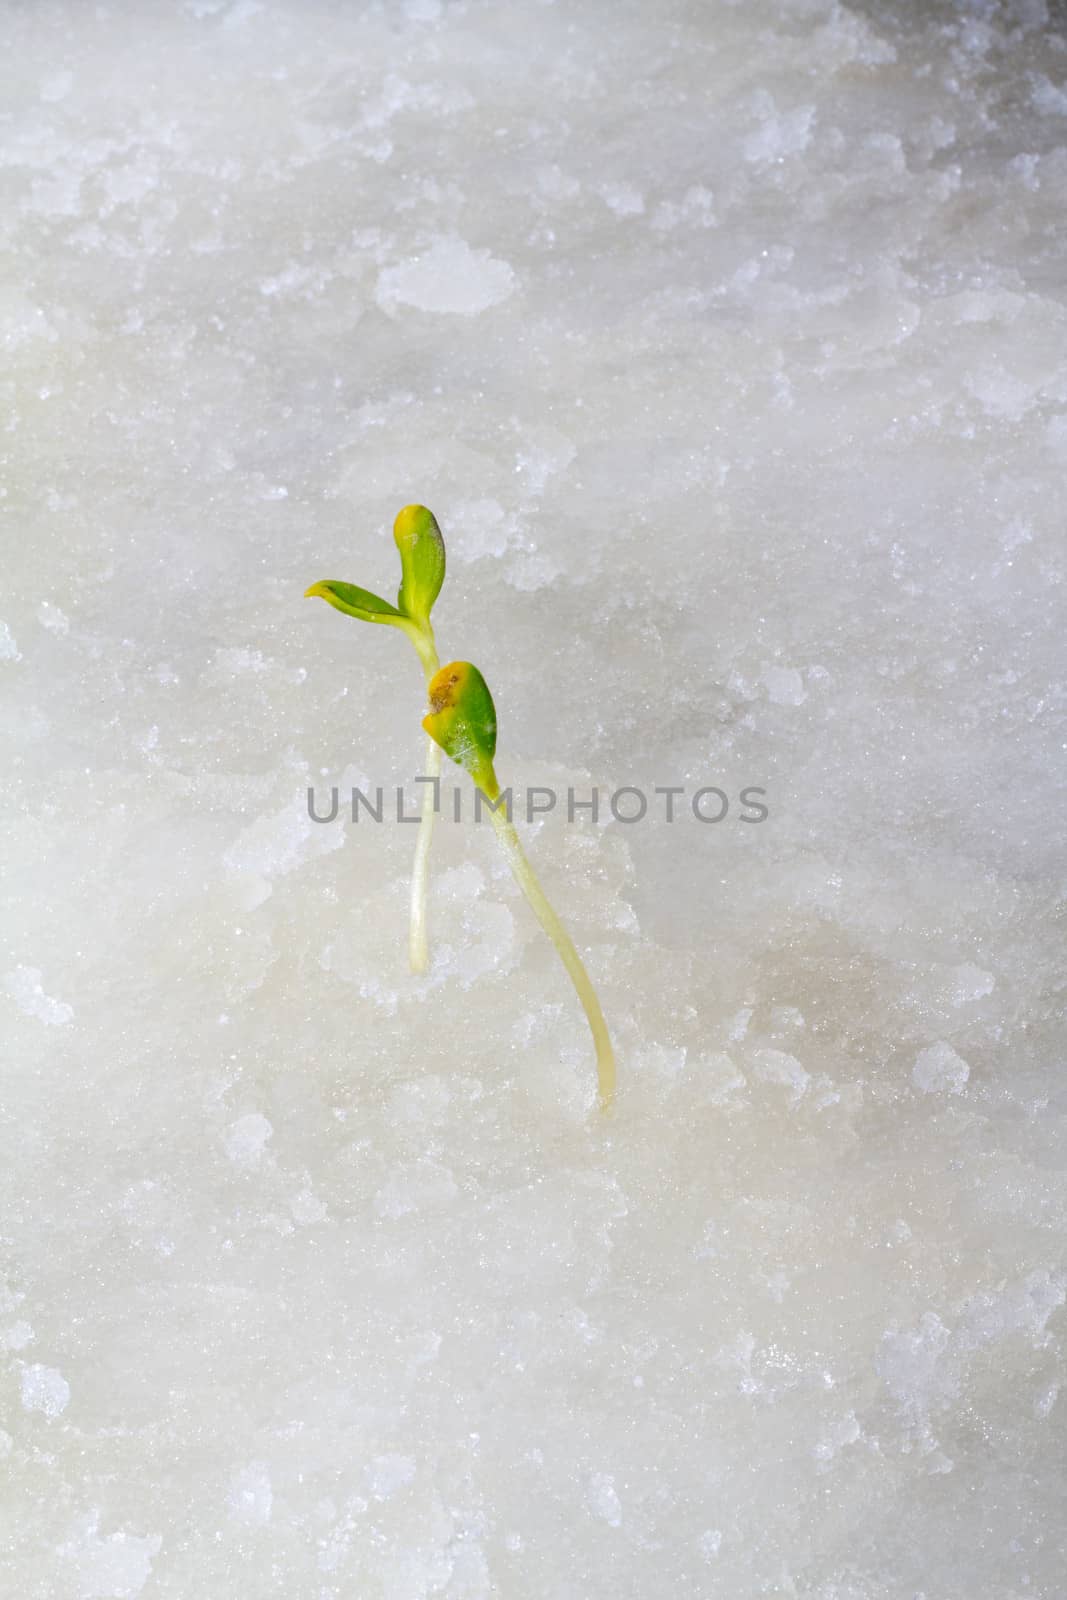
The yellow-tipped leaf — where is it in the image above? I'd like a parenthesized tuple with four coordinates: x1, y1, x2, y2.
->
(394, 504, 446, 625)
(423, 661, 499, 799)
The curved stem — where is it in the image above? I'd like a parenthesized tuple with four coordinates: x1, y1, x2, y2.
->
(487, 808, 615, 1110)
(409, 627, 441, 974)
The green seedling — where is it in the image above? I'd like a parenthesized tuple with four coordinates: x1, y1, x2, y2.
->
(306, 504, 445, 973)
(424, 661, 615, 1110)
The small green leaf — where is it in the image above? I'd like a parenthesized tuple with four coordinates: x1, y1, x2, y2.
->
(305, 579, 407, 626)
(394, 504, 446, 624)
(423, 661, 499, 798)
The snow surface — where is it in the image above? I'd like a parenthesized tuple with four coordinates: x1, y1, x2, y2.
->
(3, 0, 1066, 1595)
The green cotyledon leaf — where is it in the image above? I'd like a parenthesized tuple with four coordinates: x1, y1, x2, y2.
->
(304, 579, 407, 626)
(394, 504, 446, 625)
(423, 661, 499, 799)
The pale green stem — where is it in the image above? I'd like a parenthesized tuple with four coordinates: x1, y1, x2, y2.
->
(409, 731, 441, 973)
(487, 807, 615, 1110)
(408, 626, 441, 974)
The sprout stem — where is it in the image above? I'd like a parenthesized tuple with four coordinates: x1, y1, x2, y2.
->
(409, 629, 441, 974)
(409, 730, 440, 973)
(487, 808, 615, 1110)
(409, 624, 441, 972)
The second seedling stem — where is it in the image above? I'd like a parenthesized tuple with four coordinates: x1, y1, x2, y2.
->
(487, 806, 616, 1110)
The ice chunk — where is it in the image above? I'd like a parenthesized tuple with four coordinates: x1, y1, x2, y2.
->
(57, 1515, 161, 1599)
(912, 1042, 970, 1095)
(376, 236, 515, 316)
(597, 181, 645, 217)
(21, 1363, 70, 1417)
(37, 600, 70, 634)
(762, 665, 807, 705)
(1032, 75, 1067, 116)
(224, 1113, 274, 1166)
(223, 791, 345, 897)
(588, 1473, 622, 1526)
(228, 1462, 273, 1525)
(948, 965, 995, 1007)
(750, 1047, 810, 1104)
(5, 967, 73, 1026)
(744, 92, 816, 164)
(445, 497, 516, 561)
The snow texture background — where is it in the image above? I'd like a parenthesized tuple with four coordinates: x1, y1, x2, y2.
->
(2, 0, 1066, 1595)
